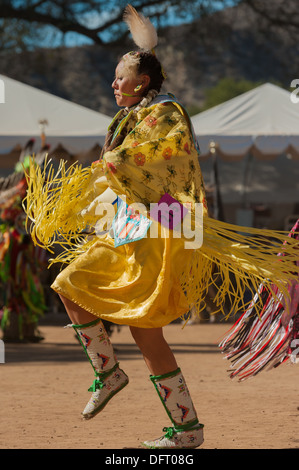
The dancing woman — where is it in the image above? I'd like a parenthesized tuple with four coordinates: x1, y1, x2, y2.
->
(24, 5, 299, 449)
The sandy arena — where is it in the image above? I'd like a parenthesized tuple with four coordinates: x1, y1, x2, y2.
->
(1, 316, 298, 450)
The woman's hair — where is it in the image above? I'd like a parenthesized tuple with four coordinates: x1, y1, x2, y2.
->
(122, 6, 165, 95)
(137, 51, 165, 94)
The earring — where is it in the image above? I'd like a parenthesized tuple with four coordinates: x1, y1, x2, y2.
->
(134, 84, 142, 92)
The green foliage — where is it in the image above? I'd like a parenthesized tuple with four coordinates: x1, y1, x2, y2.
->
(186, 78, 286, 116)
(201, 77, 263, 110)
(186, 104, 203, 117)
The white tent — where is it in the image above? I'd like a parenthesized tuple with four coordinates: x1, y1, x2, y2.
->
(0, 74, 112, 162)
(192, 83, 299, 159)
(191, 83, 299, 212)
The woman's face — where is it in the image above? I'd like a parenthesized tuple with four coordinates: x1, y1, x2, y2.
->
(112, 60, 147, 108)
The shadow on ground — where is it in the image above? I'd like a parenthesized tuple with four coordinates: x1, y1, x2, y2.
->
(3, 341, 220, 364)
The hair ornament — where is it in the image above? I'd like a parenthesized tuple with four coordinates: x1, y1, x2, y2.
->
(123, 4, 158, 51)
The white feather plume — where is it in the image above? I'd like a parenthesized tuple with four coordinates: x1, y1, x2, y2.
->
(123, 4, 158, 51)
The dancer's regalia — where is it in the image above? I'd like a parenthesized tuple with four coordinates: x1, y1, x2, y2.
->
(23, 5, 298, 448)
(219, 219, 299, 381)
(0, 153, 46, 341)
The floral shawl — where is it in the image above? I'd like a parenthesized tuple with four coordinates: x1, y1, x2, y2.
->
(102, 96, 208, 213)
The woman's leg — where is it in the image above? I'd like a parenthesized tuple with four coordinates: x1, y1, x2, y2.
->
(129, 326, 178, 375)
(130, 325, 204, 449)
(59, 294, 97, 324)
(59, 294, 129, 419)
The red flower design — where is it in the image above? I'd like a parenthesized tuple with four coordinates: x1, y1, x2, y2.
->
(106, 162, 117, 174)
(184, 142, 191, 154)
(144, 115, 157, 127)
(134, 152, 146, 166)
(162, 147, 173, 160)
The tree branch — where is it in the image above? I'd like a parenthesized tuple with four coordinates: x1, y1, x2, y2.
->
(1, 4, 105, 44)
(244, 0, 299, 29)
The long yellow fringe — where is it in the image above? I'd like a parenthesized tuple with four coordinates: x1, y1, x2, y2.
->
(23, 157, 299, 319)
(23, 157, 99, 258)
(181, 218, 299, 320)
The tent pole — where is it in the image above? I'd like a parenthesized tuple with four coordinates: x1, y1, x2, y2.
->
(209, 141, 225, 221)
(241, 151, 253, 208)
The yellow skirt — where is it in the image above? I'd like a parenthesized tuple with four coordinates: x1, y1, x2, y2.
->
(51, 232, 192, 328)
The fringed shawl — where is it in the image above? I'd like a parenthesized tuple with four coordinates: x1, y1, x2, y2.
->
(24, 98, 299, 320)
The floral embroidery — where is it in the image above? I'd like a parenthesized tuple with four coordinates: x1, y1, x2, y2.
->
(149, 141, 162, 156)
(167, 165, 177, 178)
(120, 175, 131, 188)
(106, 162, 117, 174)
(193, 190, 201, 203)
(183, 181, 192, 196)
(189, 160, 196, 173)
(165, 115, 176, 126)
(129, 127, 143, 139)
(174, 133, 183, 149)
(184, 142, 191, 154)
(134, 152, 146, 166)
(132, 141, 139, 147)
(118, 149, 130, 163)
(142, 170, 154, 183)
(144, 115, 157, 127)
(162, 147, 173, 160)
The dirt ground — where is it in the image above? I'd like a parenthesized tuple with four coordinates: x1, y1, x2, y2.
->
(1, 315, 298, 450)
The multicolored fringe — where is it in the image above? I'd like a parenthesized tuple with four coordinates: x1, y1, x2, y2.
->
(219, 220, 299, 381)
(180, 213, 299, 321)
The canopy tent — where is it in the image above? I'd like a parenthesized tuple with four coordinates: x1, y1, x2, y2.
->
(191, 83, 299, 209)
(0, 74, 112, 173)
(192, 83, 299, 160)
